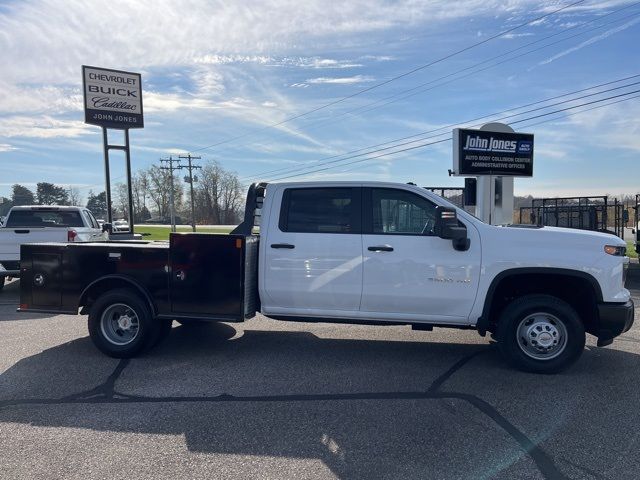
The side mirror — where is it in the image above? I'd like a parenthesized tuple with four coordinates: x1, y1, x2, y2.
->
(102, 223, 113, 234)
(433, 206, 470, 251)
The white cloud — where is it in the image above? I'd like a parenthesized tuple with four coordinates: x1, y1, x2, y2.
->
(0, 0, 633, 145)
(501, 32, 535, 39)
(0, 143, 17, 152)
(306, 75, 374, 85)
(0, 116, 95, 138)
(359, 55, 395, 61)
(538, 16, 640, 66)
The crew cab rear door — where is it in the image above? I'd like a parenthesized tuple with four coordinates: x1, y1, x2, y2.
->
(261, 186, 363, 315)
(360, 187, 481, 322)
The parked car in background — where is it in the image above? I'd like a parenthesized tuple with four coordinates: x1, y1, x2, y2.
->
(143, 216, 184, 225)
(0, 205, 105, 290)
(112, 219, 130, 232)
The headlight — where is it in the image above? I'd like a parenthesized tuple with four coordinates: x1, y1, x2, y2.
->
(604, 245, 626, 256)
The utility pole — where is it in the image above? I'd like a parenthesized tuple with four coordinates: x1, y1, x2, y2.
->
(159, 156, 181, 233)
(178, 154, 202, 232)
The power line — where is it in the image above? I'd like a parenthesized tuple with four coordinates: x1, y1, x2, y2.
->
(188, 0, 585, 154)
(337, 91, 640, 176)
(264, 88, 640, 182)
(229, 3, 640, 164)
(252, 76, 640, 182)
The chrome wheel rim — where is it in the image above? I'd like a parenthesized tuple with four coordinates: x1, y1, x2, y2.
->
(100, 303, 140, 346)
(516, 312, 567, 360)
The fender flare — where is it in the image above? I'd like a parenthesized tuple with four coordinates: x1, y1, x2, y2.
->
(476, 267, 603, 335)
(78, 274, 157, 315)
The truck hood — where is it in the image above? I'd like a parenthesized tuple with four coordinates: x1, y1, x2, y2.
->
(497, 224, 625, 247)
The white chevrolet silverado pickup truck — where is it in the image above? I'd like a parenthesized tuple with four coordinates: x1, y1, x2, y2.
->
(0, 205, 105, 290)
(18, 181, 634, 373)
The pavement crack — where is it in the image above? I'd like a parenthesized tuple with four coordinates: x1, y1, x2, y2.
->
(437, 392, 567, 480)
(427, 348, 486, 393)
(56, 359, 132, 403)
(0, 354, 566, 479)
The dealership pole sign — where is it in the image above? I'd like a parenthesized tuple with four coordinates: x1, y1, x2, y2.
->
(82, 65, 144, 129)
(453, 128, 534, 176)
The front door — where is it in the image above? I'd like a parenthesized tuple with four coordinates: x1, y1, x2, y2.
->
(261, 186, 363, 315)
(360, 187, 480, 322)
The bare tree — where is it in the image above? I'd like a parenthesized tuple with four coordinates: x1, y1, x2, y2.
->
(114, 183, 129, 220)
(195, 161, 222, 223)
(219, 170, 243, 224)
(147, 165, 183, 218)
(67, 187, 83, 207)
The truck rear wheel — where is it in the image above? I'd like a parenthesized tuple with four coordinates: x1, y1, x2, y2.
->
(496, 294, 585, 374)
(88, 289, 157, 358)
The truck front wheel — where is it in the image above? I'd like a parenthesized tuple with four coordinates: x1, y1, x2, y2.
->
(88, 289, 157, 358)
(496, 294, 585, 374)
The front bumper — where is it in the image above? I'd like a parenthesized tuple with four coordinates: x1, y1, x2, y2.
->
(596, 300, 635, 346)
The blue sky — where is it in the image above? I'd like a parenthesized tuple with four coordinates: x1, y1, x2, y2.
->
(0, 0, 639, 202)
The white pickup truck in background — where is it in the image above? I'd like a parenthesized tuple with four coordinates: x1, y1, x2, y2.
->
(0, 205, 105, 290)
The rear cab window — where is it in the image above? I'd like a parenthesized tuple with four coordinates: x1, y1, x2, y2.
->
(6, 209, 85, 228)
(279, 187, 361, 234)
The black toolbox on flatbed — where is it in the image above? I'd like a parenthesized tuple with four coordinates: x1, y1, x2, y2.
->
(19, 234, 259, 321)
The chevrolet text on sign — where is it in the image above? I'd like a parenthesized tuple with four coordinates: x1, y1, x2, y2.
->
(453, 128, 534, 176)
(82, 65, 144, 129)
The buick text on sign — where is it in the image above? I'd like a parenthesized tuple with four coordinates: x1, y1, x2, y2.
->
(82, 65, 144, 129)
(453, 128, 534, 176)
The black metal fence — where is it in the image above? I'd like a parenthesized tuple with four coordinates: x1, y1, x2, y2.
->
(423, 187, 467, 210)
(519, 196, 625, 238)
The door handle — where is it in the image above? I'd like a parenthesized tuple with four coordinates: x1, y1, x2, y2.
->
(368, 245, 394, 252)
(271, 243, 295, 249)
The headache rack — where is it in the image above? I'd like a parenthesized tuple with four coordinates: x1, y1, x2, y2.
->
(231, 182, 267, 235)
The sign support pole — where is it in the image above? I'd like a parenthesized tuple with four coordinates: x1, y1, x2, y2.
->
(102, 127, 113, 224)
(101, 127, 134, 234)
(124, 129, 135, 235)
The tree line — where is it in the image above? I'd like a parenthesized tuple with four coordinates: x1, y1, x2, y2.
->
(1, 159, 245, 225)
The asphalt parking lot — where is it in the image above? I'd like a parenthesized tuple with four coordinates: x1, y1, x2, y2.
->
(2, 273, 640, 480)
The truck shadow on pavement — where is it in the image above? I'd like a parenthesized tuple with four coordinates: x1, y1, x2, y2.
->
(2, 322, 640, 479)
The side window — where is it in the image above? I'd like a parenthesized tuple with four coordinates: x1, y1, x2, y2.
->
(280, 188, 357, 233)
(370, 188, 437, 235)
(84, 210, 99, 229)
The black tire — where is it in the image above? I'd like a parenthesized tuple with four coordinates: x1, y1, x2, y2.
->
(88, 289, 158, 358)
(496, 294, 585, 374)
(0, 276, 4, 292)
